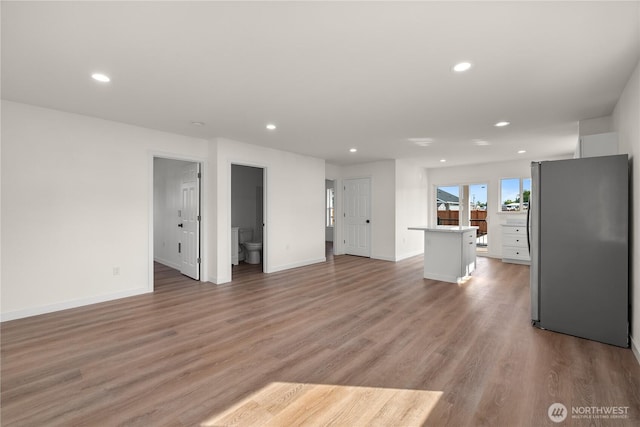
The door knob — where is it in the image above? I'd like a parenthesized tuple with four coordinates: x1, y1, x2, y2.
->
(366, 220, 370, 223)
(178, 223, 183, 228)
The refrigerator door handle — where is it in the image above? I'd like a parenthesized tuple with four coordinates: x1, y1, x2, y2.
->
(526, 201, 531, 253)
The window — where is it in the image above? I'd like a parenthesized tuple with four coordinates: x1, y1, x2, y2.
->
(436, 185, 460, 225)
(500, 178, 531, 212)
(326, 188, 335, 227)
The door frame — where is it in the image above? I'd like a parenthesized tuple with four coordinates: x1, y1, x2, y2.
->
(149, 152, 208, 291)
(229, 161, 268, 278)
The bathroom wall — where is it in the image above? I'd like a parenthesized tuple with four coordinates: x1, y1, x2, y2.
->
(231, 164, 264, 242)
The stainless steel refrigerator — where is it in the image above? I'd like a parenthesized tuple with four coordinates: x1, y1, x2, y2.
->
(529, 154, 629, 347)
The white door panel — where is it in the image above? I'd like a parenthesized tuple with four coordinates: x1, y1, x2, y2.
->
(344, 178, 371, 257)
(180, 163, 200, 280)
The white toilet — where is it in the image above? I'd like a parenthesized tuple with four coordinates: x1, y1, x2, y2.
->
(239, 228, 262, 265)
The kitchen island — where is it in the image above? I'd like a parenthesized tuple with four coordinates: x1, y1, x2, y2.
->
(409, 226, 478, 283)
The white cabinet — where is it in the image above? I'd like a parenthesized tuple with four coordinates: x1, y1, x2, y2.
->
(409, 226, 477, 283)
(501, 225, 530, 264)
(574, 132, 618, 158)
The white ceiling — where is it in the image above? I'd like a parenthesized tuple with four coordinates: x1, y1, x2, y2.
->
(2, 1, 639, 167)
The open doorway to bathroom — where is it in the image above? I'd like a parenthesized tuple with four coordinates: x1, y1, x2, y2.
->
(231, 164, 265, 279)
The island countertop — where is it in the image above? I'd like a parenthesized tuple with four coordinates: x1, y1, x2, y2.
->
(408, 225, 478, 233)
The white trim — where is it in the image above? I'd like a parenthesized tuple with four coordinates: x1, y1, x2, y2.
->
(631, 335, 640, 366)
(267, 257, 326, 274)
(0, 288, 150, 322)
(394, 249, 424, 262)
(371, 255, 397, 262)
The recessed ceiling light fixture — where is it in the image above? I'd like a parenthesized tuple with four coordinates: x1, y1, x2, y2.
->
(452, 62, 472, 72)
(91, 73, 110, 83)
(409, 137, 434, 147)
(518, 150, 527, 154)
(191, 121, 205, 127)
(440, 159, 447, 163)
(349, 148, 357, 153)
(266, 123, 277, 130)
(495, 121, 510, 127)
(473, 139, 490, 146)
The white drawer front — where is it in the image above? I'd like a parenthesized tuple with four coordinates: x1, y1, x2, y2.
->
(503, 246, 530, 260)
(503, 226, 527, 235)
(503, 234, 527, 247)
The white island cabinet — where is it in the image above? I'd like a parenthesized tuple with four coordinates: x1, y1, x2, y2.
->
(409, 226, 478, 283)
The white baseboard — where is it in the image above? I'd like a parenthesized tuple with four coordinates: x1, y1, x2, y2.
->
(631, 335, 640, 366)
(1, 287, 151, 322)
(371, 254, 396, 262)
(153, 257, 181, 270)
(267, 257, 326, 274)
(394, 250, 424, 262)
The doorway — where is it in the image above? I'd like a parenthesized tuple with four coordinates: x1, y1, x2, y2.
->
(153, 158, 201, 281)
(231, 164, 265, 278)
(325, 179, 336, 259)
(344, 177, 371, 257)
(435, 183, 488, 251)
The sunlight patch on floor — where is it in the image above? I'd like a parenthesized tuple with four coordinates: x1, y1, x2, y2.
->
(202, 382, 442, 426)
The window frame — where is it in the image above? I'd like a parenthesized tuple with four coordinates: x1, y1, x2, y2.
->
(499, 177, 531, 213)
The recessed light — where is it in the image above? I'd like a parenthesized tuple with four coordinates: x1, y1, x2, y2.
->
(266, 123, 277, 130)
(191, 121, 205, 127)
(518, 150, 527, 154)
(349, 148, 357, 153)
(91, 73, 110, 83)
(409, 137, 434, 147)
(473, 139, 490, 146)
(452, 62, 472, 72)
(440, 159, 447, 163)
(495, 121, 510, 127)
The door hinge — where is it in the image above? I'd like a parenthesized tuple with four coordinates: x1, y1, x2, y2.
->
(197, 215, 201, 221)
(197, 258, 201, 264)
(178, 242, 181, 254)
(344, 240, 346, 244)
(197, 172, 201, 178)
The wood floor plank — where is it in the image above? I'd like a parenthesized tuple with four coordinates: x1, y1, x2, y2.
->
(2, 255, 640, 426)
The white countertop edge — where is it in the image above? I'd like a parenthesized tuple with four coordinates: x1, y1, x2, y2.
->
(408, 226, 479, 233)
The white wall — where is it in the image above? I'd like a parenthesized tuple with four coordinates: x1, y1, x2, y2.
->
(579, 115, 614, 136)
(231, 164, 264, 241)
(613, 58, 640, 361)
(153, 158, 196, 270)
(1, 101, 209, 320)
(209, 138, 326, 283)
(395, 159, 428, 260)
(338, 160, 397, 261)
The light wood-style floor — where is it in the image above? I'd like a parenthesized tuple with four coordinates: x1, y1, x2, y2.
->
(2, 254, 639, 426)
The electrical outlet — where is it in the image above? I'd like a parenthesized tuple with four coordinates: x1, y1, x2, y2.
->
(113, 267, 120, 276)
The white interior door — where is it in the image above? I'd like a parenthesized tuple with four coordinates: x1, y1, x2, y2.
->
(344, 178, 371, 257)
(179, 163, 200, 279)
